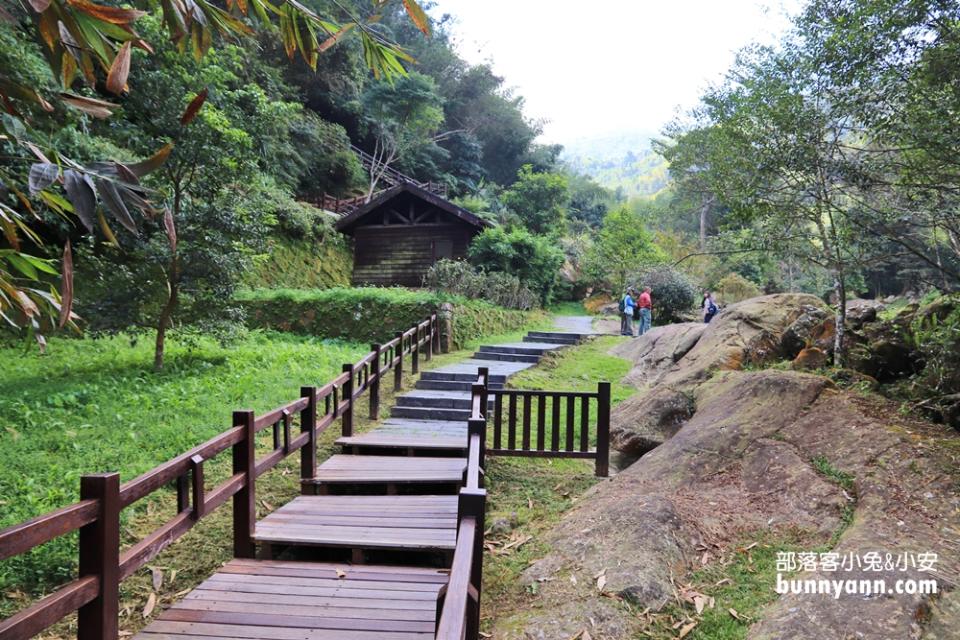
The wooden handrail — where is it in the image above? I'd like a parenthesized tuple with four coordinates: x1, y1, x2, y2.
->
(435, 516, 477, 639)
(0, 313, 438, 640)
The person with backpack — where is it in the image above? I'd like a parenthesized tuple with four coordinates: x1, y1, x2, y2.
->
(702, 291, 718, 323)
(619, 288, 636, 336)
(637, 286, 653, 335)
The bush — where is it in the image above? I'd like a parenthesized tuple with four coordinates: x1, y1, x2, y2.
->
(423, 259, 538, 310)
(715, 272, 762, 305)
(238, 287, 541, 349)
(244, 236, 352, 290)
(631, 265, 698, 324)
(468, 226, 565, 305)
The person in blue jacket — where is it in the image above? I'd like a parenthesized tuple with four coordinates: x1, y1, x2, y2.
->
(620, 288, 636, 336)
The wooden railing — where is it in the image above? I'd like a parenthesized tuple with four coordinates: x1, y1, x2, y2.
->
(486, 383, 611, 477)
(436, 368, 488, 640)
(0, 314, 440, 640)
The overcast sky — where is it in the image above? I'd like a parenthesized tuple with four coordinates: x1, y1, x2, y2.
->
(430, 0, 802, 145)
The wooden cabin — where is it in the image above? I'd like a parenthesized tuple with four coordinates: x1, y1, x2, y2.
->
(335, 183, 491, 287)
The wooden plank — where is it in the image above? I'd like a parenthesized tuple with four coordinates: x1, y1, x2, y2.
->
(160, 609, 435, 633)
(507, 394, 517, 449)
(551, 394, 561, 451)
(0, 576, 98, 639)
(493, 394, 503, 450)
(139, 620, 432, 640)
(0, 499, 98, 561)
(536, 395, 546, 451)
(566, 395, 576, 451)
(522, 394, 531, 450)
(580, 396, 590, 452)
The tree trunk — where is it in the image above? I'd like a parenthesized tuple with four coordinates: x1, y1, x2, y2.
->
(832, 271, 847, 368)
(699, 196, 711, 250)
(155, 189, 181, 371)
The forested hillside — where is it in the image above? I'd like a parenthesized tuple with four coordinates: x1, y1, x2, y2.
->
(562, 131, 670, 198)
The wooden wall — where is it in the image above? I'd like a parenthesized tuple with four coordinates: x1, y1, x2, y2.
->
(351, 221, 478, 287)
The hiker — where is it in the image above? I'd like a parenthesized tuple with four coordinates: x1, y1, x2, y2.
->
(702, 291, 718, 323)
(619, 288, 636, 336)
(637, 286, 653, 335)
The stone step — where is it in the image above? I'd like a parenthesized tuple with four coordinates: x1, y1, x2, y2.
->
(478, 344, 556, 356)
(523, 335, 579, 345)
(472, 351, 541, 363)
(390, 406, 472, 421)
(420, 371, 509, 384)
(527, 331, 587, 342)
(396, 391, 493, 410)
(415, 379, 505, 392)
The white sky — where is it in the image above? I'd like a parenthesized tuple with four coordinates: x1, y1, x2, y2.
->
(430, 0, 802, 145)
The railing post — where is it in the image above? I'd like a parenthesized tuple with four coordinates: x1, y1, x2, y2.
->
(458, 487, 486, 640)
(232, 409, 256, 558)
(175, 473, 189, 513)
(425, 321, 433, 361)
(468, 418, 487, 478)
(432, 313, 441, 355)
(189, 455, 205, 520)
(394, 332, 404, 392)
(595, 382, 611, 478)
(300, 387, 317, 488)
(77, 472, 119, 640)
(370, 344, 382, 420)
(342, 363, 355, 438)
(412, 327, 420, 375)
(478, 367, 489, 417)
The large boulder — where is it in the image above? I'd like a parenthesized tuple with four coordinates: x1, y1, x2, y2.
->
(609, 322, 706, 389)
(657, 293, 830, 388)
(609, 386, 694, 455)
(497, 367, 960, 639)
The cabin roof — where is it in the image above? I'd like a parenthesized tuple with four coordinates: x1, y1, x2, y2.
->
(334, 182, 492, 234)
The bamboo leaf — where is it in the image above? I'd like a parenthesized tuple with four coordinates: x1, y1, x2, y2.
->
(60, 92, 118, 118)
(58, 241, 73, 328)
(105, 41, 132, 95)
(62, 169, 96, 232)
(401, 0, 430, 36)
(95, 178, 137, 233)
(180, 88, 207, 125)
(97, 210, 119, 246)
(127, 142, 173, 177)
(28, 162, 60, 195)
(163, 207, 177, 252)
(66, 0, 146, 25)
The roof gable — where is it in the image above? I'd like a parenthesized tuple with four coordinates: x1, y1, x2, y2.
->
(334, 183, 492, 233)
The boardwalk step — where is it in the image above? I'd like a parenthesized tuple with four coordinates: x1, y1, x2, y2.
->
(395, 391, 494, 410)
(132, 558, 448, 640)
(306, 454, 466, 487)
(390, 406, 472, 421)
(420, 371, 509, 384)
(527, 331, 587, 341)
(415, 379, 505, 391)
(254, 495, 458, 551)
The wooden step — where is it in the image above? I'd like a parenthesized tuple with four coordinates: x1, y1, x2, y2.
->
(134, 558, 447, 640)
(304, 455, 466, 494)
(254, 495, 458, 554)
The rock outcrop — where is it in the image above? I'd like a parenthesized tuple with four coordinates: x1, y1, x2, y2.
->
(495, 294, 960, 640)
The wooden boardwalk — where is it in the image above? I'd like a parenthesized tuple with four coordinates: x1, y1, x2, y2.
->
(131, 327, 592, 640)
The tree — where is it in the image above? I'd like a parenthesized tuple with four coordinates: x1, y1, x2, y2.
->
(584, 206, 665, 294)
(468, 226, 564, 305)
(502, 164, 570, 234)
(0, 0, 429, 336)
(361, 71, 445, 196)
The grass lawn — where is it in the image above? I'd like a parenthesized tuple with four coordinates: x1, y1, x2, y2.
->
(0, 331, 368, 601)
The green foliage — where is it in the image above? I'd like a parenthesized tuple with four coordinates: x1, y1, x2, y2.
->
(238, 287, 539, 349)
(244, 236, 352, 290)
(468, 226, 565, 305)
(584, 206, 665, 294)
(0, 331, 367, 597)
(423, 259, 538, 310)
(632, 265, 699, 324)
(903, 296, 960, 426)
(714, 273, 762, 305)
(501, 165, 570, 234)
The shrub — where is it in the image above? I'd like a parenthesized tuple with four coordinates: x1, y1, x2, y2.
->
(715, 272, 762, 305)
(423, 259, 538, 310)
(468, 226, 565, 305)
(238, 287, 541, 349)
(631, 265, 698, 324)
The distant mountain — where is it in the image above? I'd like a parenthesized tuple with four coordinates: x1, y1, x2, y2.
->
(561, 131, 671, 198)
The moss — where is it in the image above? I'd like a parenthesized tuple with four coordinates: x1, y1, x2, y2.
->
(244, 236, 352, 290)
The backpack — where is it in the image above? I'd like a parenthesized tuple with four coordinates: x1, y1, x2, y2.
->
(618, 297, 626, 313)
(707, 299, 718, 315)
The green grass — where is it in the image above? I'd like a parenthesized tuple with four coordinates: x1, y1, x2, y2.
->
(481, 334, 633, 629)
(641, 532, 811, 639)
(547, 300, 590, 315)
(0, 331, 368, 597)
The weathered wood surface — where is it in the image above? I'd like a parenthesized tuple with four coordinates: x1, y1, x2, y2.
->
(133, 559, 447, 640)
(254, 495, 458, 551)
(306, 455, 467, 486)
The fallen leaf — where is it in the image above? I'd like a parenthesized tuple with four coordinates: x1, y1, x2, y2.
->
(595, 568, 607, 592)
(528, 498, 534, 509)
(693, 594, 707, 614)
(678, 621, 697, 638)
(335, 568, 346, 579)
(168, 569, 177, 584)
(142, 593, 156, 618)
(150, 566, 162, 591)
(729, 608, 741, 620)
